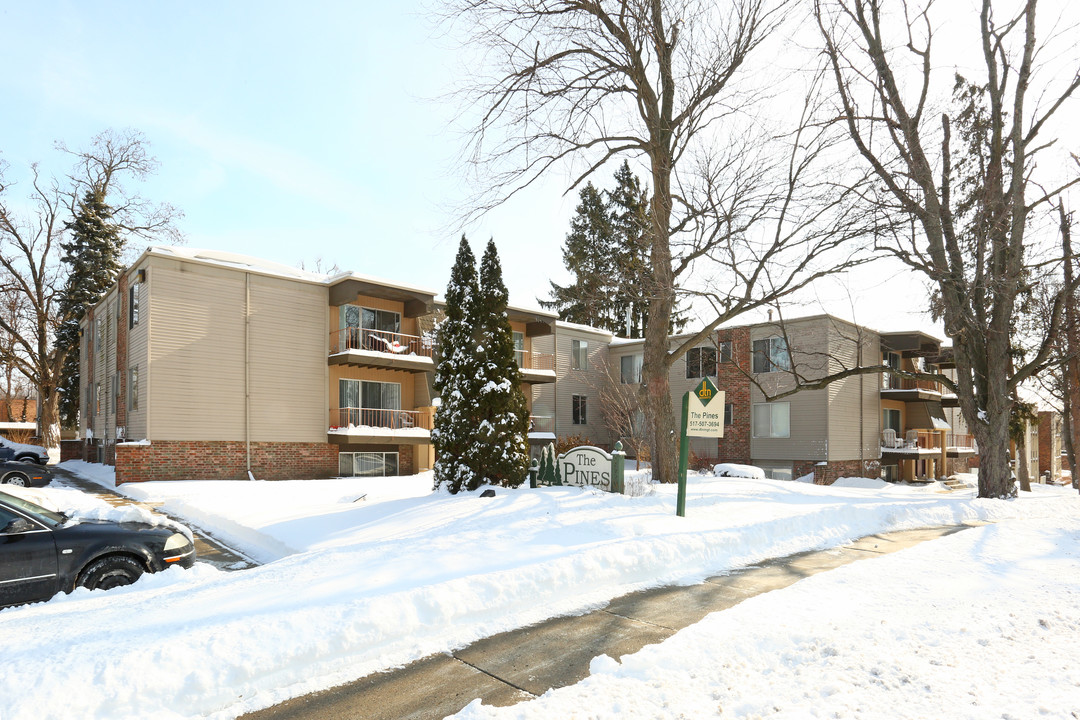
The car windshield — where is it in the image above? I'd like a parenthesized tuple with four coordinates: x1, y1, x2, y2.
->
(0, 490, 66, 528)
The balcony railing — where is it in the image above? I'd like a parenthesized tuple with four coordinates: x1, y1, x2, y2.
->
(528, 415, 555, 433)
(947, 433, 977, 450)
(330, 328, 433, 358)
(515, 350, 555, 371)
(882, 375, 942, 393)
(882, 429, 944, 450)
(329, 408, 432, 431)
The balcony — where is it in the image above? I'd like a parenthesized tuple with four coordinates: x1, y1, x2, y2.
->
(329, 328, 435, 373)
(881, 429, 945, 454)
(947, 433, 978, 454)
(517, 350, 556, 384)
(328, 407, 432, 445)
(880, 375, 943, 400)
(528, 415, 555, 441)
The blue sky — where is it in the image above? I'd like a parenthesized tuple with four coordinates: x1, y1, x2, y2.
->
(7, 1, 1061, 334)
(0, 1, 578, 306)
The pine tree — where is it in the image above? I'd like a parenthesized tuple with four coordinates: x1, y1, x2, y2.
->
(542, 164, 684, 338)
(468, 239, 530, 487)
(431, 236, 482, 494)
(55, 190, 125, 427)
(540, 182, 616, 328)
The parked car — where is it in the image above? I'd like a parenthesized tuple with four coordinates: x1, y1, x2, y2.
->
(0, 435, 49, 465)
(0, 461, 53, 488)
(0, 489, 196, 608)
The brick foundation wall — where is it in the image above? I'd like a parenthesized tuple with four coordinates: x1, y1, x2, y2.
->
(60, 439, 86, 462)
(115, 441, 340, 484)
(793, 458, 881, 486)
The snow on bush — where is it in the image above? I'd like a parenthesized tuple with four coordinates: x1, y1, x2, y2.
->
(712, 463, 766, 479)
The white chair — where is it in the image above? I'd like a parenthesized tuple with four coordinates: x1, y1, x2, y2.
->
(904, 430, 919, 449)
(881, 428, 901, 448)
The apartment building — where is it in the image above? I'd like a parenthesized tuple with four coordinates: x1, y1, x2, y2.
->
(75, 247, 560, 483)
(76, 246, 976, 485)
(537, 316, 977, 484)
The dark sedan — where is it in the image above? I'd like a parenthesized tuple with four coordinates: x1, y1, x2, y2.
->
(0, 490, 196, 608)
(1, 461, 53, 488)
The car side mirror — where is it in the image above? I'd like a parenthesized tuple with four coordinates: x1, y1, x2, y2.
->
(1, 518, 37, 534)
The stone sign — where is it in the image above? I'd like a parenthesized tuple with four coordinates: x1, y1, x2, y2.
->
(559, 446, 612, 490)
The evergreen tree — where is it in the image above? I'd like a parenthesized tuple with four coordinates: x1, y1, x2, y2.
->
(542, 163, 684, 338)
(468, 239, 530, 487)
(540, 182, 616, 329)
(431, 236, 482, 494)
(608, 161, 653, 338)
(55, 189, 124, 427)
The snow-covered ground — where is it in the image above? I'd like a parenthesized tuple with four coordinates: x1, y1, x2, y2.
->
(1, 462, 1077, 720)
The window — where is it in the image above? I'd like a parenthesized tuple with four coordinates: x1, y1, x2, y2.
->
(881, 464, 899, 483)
(882, 351, 900, 389)
(753, 402, 790, 438)
(883, 408, 901, 433)
(112, 371, 122, 414)
(756, 461, 793, 482)
(752, 337, 791, 373)
(340, 305, 402, 351)
(724, 402, 734, 426)
(513, 331, 525, 366)
(571, 340, 588, 370)
(96, 318, 104, 364)
(129, 283, 140, 328)
(339, 379, 401, 427)
(339, 452, 399, 477)
(129, 366, 139, 411)
(572, 395, 587, 425)
(620, 354, 643, 384)
(718, 341, 733, 364)
(685, 346, 717, 379)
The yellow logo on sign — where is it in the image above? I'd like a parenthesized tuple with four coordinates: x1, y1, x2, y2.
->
(698, 382, 712, 400)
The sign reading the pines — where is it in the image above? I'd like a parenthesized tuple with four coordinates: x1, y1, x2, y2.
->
(686, 377, 724, 438)
(559, 446, 612, 490)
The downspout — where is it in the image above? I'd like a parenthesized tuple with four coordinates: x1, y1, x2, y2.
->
(858, 338, 864, 473)
(245, 272, 251, 474)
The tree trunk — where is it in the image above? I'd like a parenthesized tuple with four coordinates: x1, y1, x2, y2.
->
(38, 384, 61, 451)
(1016, 428, 1032, 493)
(973, 410, 1015, 498)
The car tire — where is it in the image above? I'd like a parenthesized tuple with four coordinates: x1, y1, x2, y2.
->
(78, 556, 145, 591)
(2, 471, 30, 487)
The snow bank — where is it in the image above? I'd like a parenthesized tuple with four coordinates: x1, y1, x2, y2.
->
(831, 476, 890, 489)
(452, 514, 1080, 720)
(712, 463, 765, 479)
(2, 468, 1076, 720)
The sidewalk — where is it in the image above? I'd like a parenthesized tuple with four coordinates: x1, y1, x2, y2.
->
(241, 524, 978, 720)
(49, 465, 258, 571)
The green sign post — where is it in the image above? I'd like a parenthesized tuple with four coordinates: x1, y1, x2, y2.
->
(677, 377, 724, 517)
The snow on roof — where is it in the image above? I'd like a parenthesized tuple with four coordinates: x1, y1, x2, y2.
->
(148, 246, 328, 283)
(555, 320, 615, 337)
(326, 270, 438, 297)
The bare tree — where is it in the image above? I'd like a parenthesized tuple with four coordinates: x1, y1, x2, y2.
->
(816, 0, 1080, 497)
(0, 131, 179, 451)
(450, 0, 879, 482)
(590, 355, 649, 459)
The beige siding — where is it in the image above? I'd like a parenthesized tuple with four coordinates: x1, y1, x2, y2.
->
(248, 274, 327, 442)
(125, 269, 150, 439)
(148, 261, 247, 440)
(551, 325, 613, 444)
(825, 322, 881, 461)
(749, 320, 830, 462)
